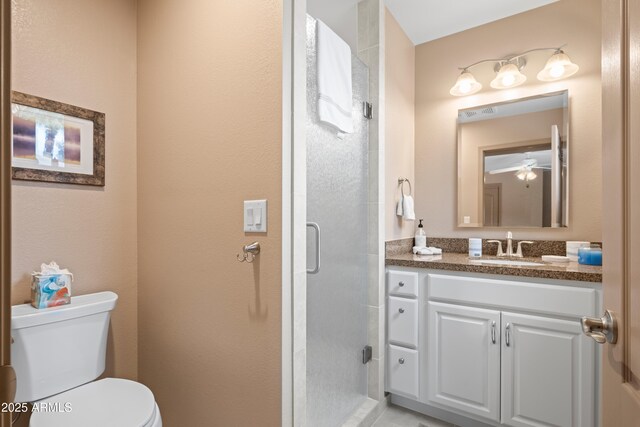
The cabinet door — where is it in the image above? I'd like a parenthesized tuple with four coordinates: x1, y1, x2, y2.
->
(501, 312, 595, 427)
(427, 302, 501, 422)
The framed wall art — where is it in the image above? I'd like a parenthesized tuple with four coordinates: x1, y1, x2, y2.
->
(11, 91, 105, 186)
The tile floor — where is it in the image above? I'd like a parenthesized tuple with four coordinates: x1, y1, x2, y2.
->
(371, 405, 456, 427)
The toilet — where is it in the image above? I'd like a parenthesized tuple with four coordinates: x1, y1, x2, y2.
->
(11, 291, 162, 427)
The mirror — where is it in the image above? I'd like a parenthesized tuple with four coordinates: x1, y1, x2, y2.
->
(457, 91, 568, 228)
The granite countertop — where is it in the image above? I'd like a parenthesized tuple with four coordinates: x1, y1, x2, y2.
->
(385, 252, 602, 283)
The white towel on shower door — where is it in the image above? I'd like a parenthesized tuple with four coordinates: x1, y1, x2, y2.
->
(317, 20, 354, 133)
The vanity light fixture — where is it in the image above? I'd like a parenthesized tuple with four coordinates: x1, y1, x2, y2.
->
(537, 49, 580, 81)
(449, 70, 483, 96)
(450, 45, 579, 96)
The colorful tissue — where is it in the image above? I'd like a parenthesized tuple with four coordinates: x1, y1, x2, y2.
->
(31, 262, 73, 309)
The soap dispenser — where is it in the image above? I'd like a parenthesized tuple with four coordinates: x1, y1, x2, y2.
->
(415, 219, 427, 248)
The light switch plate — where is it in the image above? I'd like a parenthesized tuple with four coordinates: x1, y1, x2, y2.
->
(244, 200, 267, 232)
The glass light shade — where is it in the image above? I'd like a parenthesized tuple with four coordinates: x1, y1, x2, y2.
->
(537, 51, 579, 81)
(516, 166, 537, 181)
(490, 63, 527, 89)
(450, 71, 482, 96)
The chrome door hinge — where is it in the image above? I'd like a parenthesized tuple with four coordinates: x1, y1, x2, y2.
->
(362, 345, 372, 364)
(363, 102, 373, 120)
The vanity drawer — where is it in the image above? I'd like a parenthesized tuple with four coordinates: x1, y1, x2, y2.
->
(388, 296, 418, 348)
(387, 269, 418, 297)
(388, 345, 419, 399)
(428, 274, 597, 318)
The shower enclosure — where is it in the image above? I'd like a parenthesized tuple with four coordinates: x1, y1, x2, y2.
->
(305, 16, 370, 426)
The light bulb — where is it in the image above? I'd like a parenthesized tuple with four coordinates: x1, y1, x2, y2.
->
(549, 64, 565, 78)
(502, 74, 516, 87)
(491, 63, 527, 89)
(459, 81, 472, 94)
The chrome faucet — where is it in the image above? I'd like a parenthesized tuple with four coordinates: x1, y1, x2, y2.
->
(487, 232, 534, 258)
(505, 231, 514, 257)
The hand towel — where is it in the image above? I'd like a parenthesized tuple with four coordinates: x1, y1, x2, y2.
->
(396, 194, 404, 217)
(317, 20, 353, 133)
(413, 247, 443, 256)
(402, 194, 416, 221)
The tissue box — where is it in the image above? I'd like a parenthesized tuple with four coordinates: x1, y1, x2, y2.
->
(31, 274, 72, 309)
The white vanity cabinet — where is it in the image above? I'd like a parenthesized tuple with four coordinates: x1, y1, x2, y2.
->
(386, 267, 600, 427)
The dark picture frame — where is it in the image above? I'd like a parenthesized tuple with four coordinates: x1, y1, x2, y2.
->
(11, 91, 105, 186)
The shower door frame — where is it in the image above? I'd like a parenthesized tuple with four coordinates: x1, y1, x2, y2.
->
(281, 0, 306, 425)
(282, 0, 386, 425)
(282, 0, 310, 424)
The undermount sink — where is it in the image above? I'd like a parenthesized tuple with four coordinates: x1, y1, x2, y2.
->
(472, 259, 545, 267)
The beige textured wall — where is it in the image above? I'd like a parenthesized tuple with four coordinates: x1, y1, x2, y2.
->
(415, 0, 602, 240)
(11, 0, 138, 380)
(385, 9, 415, 240)
(484, 170, 545, 227)
(137, 1, 282, 426)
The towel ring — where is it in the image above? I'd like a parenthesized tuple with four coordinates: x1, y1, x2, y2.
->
(398, 178, 412, 196)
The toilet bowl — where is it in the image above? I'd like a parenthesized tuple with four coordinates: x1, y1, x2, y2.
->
(29, 379, 162, 427)
(11, 292, 162, 427)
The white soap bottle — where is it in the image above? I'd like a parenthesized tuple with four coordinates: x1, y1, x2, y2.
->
(415, 219, 427, 248)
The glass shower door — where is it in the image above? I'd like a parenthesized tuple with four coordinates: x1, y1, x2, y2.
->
(305, 15, 369, 427)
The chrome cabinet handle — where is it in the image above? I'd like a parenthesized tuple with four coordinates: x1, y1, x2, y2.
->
(398, 358, 405, 365)
(398, 308, 405, 314)
(491, 321, 496, 344)
(306, 222, 320, 274)
(398, 281, 405, 287)
(581, 310, 617, 344)
(505, 323, 511, 347)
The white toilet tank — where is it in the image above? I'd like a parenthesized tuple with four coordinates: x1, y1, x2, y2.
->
(11, 291, 118, 403)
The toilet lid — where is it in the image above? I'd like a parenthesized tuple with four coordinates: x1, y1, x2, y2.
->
(30, 378, 156, 427)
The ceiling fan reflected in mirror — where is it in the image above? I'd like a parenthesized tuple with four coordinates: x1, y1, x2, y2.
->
(487, 153, 551, 182)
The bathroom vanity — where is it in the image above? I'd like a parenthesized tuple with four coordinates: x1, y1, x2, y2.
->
(385, 252, 601, 427)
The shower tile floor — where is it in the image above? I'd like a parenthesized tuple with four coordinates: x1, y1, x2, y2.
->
(371, 405, 457, 427)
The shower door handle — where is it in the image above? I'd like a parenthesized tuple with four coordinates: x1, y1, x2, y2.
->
(307, 222, 320, 274)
